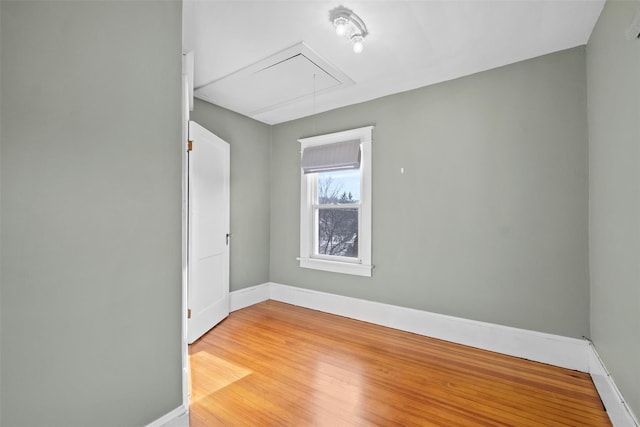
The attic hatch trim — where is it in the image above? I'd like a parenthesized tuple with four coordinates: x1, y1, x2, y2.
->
(194, 41, 355, 118)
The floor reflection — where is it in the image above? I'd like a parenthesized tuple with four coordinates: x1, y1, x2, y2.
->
(189, 350, 252, 404)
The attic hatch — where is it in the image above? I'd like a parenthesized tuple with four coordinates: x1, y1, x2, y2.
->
(194, 42, 354, 119)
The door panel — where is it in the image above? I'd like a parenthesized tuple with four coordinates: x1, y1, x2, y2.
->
(188, 121, 230, 344)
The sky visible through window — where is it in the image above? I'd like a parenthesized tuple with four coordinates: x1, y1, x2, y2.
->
(318, 169, 360, 203)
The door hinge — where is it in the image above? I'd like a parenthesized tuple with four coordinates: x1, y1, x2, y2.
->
(226, 233, 231, 245)
(187, 308, 192, 319)
(187, 140, 193, 152)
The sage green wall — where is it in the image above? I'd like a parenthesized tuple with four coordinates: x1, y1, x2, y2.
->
(587, 0, 640, 418)
(270, 47, 590, 338)
(1, 1, 183, 426)
(191, 99, 271, 291)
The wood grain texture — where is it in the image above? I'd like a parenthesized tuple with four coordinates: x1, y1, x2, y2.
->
(189, 301, 610, 426)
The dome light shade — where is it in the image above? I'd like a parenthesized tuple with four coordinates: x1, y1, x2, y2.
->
(334, 17, 349, 36)
(351, 35, 364, 53)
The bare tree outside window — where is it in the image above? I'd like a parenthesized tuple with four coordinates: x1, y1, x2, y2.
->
(317, 173, 359, 258)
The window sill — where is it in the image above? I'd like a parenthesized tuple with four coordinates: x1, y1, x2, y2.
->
(297, 257, 372, 277)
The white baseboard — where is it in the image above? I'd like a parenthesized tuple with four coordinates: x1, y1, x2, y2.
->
(268, 282, 589, 371)
(230, 283, 270, 312)
(589, 344, 639, 427)
(146, 404, 188, 427)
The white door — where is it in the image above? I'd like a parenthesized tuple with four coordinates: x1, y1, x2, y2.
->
(188, 120, 230, 344)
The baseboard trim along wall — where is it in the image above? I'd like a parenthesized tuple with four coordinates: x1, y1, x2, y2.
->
(172, 282, 634, 427)
(229, 282, 271, 312)
(146, 404, 188, 427)
(268, 282, 589, 371)
(588, 344, 640, 427)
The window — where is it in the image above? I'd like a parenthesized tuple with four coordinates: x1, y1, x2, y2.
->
(298, 126, 373, 277)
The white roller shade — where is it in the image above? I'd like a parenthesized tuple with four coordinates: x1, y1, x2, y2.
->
(301, 139, 361, 174)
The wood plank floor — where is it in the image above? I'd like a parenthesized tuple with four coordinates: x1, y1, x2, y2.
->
(189, 301, 610, 426)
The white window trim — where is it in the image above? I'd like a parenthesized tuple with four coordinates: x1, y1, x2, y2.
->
(298, 126, 373, 277)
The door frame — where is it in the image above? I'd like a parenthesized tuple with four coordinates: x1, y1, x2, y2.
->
(180, 71, 190, 415)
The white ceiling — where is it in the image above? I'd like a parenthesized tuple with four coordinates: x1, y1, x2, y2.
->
(183, 0, 605, 125)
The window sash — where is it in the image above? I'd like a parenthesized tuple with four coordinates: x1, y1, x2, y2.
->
(311, 203, 361, 209)
(312, 204, 361, 262)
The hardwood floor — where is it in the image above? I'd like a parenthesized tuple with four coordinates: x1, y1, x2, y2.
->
(189, 300, 610, 426)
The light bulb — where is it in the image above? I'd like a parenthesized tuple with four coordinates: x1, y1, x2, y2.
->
(351, 35, 364, 53)
(334, 17, 348, 36)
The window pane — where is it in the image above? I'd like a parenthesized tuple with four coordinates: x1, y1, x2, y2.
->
(317, 208, 358, 257)
(317, 169, 360, 204)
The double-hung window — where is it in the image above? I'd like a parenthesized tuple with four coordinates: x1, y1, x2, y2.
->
(298, 126, 373, 277)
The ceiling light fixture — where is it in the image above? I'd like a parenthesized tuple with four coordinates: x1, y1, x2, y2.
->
(329, 6, 369, 53)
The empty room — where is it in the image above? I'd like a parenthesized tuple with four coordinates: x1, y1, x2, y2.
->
(1, 1, 638, 426)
